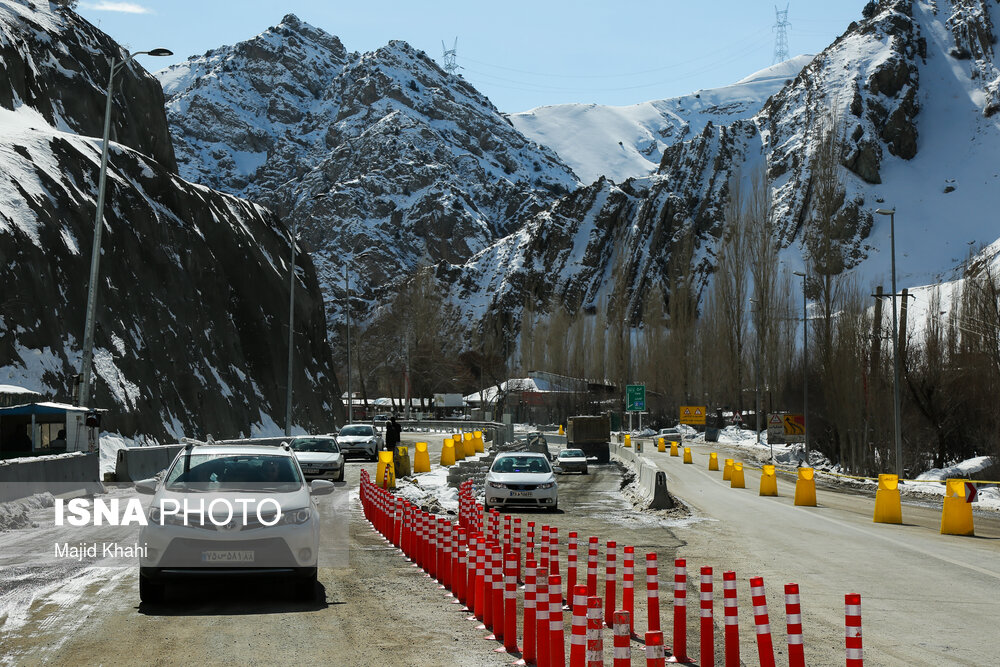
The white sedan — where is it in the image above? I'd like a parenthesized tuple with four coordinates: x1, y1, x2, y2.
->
(289, 435, 344, 482)
(555, 448, 588, 474)
(484, 452, 558, 512)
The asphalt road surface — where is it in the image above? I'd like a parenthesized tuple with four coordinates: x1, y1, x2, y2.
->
(1, 429, 997, 666)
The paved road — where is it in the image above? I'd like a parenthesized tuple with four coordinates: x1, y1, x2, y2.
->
(2, 429, 995, 666)
(641, 437, 1000, 666)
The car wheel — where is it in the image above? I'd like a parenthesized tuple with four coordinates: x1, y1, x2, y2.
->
(335, 468, 345, 482)
(369, 450, 378, 462)
(549, 502, 558, 513)
(582, 467, 589, 475)
(296, 571, 318, 601)
(139, 575, 165, 604)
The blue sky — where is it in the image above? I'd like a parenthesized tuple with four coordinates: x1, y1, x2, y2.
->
(78, 1, 870, 113)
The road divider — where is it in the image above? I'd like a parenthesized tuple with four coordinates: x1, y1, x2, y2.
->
(873, 474, 902, 524)
(760, 464, 778, 496)
(794, 467, 817, 506)
(731, 462, 746, 488)
(360, 464, 867, 665)
(709, 452, 719, 471)
(941, 478, 975, 535)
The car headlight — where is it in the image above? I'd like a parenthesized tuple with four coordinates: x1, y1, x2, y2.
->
(278, 508, 312, 525)
(147, 505, 188, 526)
(538, 482, 555, 489)
(488, 481, 507, 489)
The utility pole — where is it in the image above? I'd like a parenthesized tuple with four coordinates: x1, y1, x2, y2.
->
(345, 265, 352, 424)
(773, 4, 791, 64)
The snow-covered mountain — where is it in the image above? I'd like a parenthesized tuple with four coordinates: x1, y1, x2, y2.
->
(508, 56, 813, 185)
(0, 1, 341, 442)
(446, 0, 1000, 329)
(157, 15, 580, 326)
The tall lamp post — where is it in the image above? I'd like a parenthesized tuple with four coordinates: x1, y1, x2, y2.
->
(792, 271, 810, 464)
(875, 208, 903, 478)
(284, 219, 302, 436)
(78, 47, 172, 409)
(344, 265, 352, 424)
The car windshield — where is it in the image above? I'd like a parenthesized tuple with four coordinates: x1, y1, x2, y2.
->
(340, 425, 373, 437)
(291, 438, 339, 453)
(559, 450, 585, 458)
(164, 453, 303, 491)
(492, 456, 551, 474)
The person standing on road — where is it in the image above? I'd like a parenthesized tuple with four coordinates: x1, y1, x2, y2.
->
(385, 416, 401, 451)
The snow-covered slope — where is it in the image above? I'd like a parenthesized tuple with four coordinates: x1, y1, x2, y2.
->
(157, 16, 580, 327)
(443, 0, 1000, 331)
(0, 1, 341, 441)
(509, 56, 812, 185)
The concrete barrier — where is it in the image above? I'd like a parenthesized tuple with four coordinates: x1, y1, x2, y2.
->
(0, 452, 103, 502)
(611, 442, 673, 510)
(114, 444, 185, 482)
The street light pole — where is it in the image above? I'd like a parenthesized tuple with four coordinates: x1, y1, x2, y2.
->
(345, 265, 352, 424)
(876, 208, 903, 478)
(284, 219, 299, 436)
(78, 47, 172, 408)
(793, 271, 810, 464)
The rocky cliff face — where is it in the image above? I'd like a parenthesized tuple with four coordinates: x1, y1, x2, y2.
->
(0, 1, 341, 442)
(158, 16, 579, 326)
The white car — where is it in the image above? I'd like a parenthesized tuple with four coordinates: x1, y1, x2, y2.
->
(336, 424, 383, 461)
(289, 436, 344, 482)
(555, 448, 589, 474)
(658, 427, 682, 442)
(135, 443, 334, 603)
(484, 452, 558, 512)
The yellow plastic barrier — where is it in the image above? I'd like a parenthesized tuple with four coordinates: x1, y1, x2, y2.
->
(730, 462, 746, 488)
(941, 478, 975, 536)
(624, 434, 632, 448)
(683, 447, 693, 464)
(873, 474, 902, 524)
(670, 441, 679, 457)
(463, 433, 475, 458)
(413, 442, 431, 473)
(453, 434, 466, 461)
(394, 446, 411, 477)
(709, 452, 719, 471)
(759, 464, 777, 496)
(440, 438, 456, 467)
(473, 431, 484, 454)
(658, 437, 666, 453)
(723, 458, 734, 481)
(376, 450, 396, 489)
(558, 424, 564, 435)
(794, 467, 817, 506)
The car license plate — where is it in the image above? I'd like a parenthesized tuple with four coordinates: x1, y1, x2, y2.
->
(201, 550, 255, 563)
(510, 490, 533, 497)
(302, 468, 319, 474)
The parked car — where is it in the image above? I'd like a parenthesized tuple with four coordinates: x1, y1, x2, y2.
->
(337, 423, 382, 461)
(555, 448, 588, 474)
(135, 443, 335, 603)
(289, 435, 344, 482)
(484, 452, 558, 512)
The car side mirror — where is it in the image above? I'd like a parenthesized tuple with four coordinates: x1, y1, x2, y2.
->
(310, 480, 336, 496)
(552, 465, 563, 473)
(135, 479, 158, 495)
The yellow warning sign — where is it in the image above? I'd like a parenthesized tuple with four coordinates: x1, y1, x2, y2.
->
(679, 405, 707, 425)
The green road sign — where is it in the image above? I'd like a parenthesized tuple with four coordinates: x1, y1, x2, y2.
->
(626, 384, 646, 412)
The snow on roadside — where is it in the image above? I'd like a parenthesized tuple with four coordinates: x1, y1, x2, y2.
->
(391, 451, 493, 513)
(0, 493, 54, 532)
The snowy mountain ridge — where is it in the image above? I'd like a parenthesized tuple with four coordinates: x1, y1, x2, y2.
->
(508, 56, 813, 185)
(157, 15, 580, 330)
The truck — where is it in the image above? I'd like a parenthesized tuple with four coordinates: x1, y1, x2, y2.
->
(566, 414, 611, 463)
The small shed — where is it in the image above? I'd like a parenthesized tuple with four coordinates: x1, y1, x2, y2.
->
(0, 402, 92, 456)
